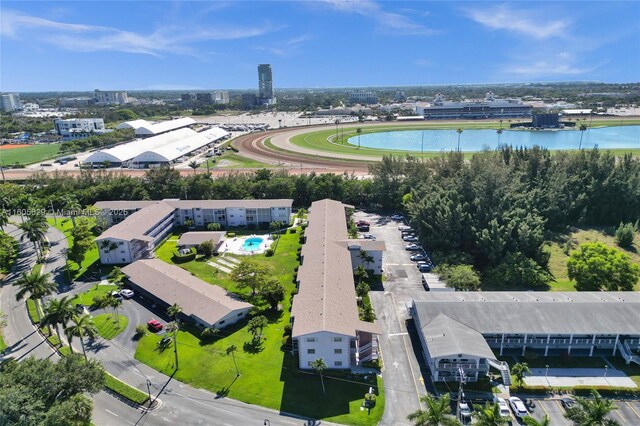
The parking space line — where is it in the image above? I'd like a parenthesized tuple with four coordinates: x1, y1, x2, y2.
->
(539, 400, 550, 418)
(614, 408, 627, 424)
(554, 399, 566, 414)
(627, 402, 640, 419)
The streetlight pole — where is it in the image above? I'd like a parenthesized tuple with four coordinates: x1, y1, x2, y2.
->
(545, 364, 549, 386)
(421, 131, 424, 162)
(456, 366, 467, 423)
(604, 365, 608, 378)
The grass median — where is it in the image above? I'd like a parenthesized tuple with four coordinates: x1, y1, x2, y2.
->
(47, 217, 100, 280)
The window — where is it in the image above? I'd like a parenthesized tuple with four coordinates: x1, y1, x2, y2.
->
(307, 349, 315, 354)
(118, 242, 124, 245)
(306, 337, 316, 342)
(120, 250, 125, 253)
(237, 312, 243, 317)
(122, 258, 126, 262)
(333, 337, 342, 342)
(334, 349, 342, 354)
(335, 361, 343, 367)
(218, 320, 226, 325)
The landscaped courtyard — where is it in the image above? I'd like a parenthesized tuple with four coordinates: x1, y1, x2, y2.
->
(136, 227, 384, 425)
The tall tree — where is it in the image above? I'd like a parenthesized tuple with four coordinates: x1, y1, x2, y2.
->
(14, 272, 56, 322)
(523, 415, 551, 426)
(260, 279, 285, 310)
(473, 402, 509, 426)
(0, 208, 8, 232)
(68, 218, 94, 270)
(456, 128, 463, 151)
(226, 344, 240, 376)
(310, 358, 327, 394)
(65, 314, 99, 360)
(356, 127, 362, 148)
(188, 161, 199, 175)
(230, 258, 269, 296)
(62, 195, 82, 228)
(568, 242, 640, 291)
(578, 123, 588, 149)
(564, 390, 619, 426)
(511, 362, 531, 388)
(407, 393, 461, 426)
(167, 303, 183, 370)
(247, 315, 268, 341)
(42, 296, 76, 346)
(18, 216, 48, 260)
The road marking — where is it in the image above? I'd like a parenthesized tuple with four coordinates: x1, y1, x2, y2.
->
(393, 361, 399, 369)
(104, 408, 135, 424)
(627, 402, 640, 419)
(614, 408, 627, 423)
(539, 400, 550, 418)
(419, 376, 424, 385)
(555, 399, 566, 413)
(388, 332, 409, 337)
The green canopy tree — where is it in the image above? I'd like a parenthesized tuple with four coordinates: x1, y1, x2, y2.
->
(564, 390, 619, 426)
(511, 362, 531, 388)
(230, 258, 269, 296)
(247, 315, 268, 341)
(407, 393, 461, 426)
(567, 242, 640, 291)
(261, 278, 285, 310)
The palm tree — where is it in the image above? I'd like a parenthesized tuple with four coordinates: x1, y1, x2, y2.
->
(523, 415, 551, 426)
(18, 216, 48, 260)
(310, 358, 327, 394)
(167, 303, 182, 370)
(578, 123, 588, 150)
(511, 362, 531, 387)
(334, 119, 340, 143)
(62, 196, 82, 228)
(14, 272, 56, 322)
(473, 402, 509, 426)
(0, 208, 8, 232)
(407, 393, 461, 426)
(65, 314, 98, 360)
(105, 292, 122, 325)
(456, 128, 463, 152)
(226, 344, 240, 376)
(496, 128, 503, 145)
(42, 296, 76, 345)
(356, 127, 362, 149)
(100, 240, 118, 263)
(188, 161, 198, 174)
(564, 390, 619, 426)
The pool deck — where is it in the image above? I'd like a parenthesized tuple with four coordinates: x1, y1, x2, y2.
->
(221, 234, 273, 255)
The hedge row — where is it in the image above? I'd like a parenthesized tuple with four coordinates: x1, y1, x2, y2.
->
(104, 373, 150, 405)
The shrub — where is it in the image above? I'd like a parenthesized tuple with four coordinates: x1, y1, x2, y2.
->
(615, 222, 635, 248)
(135, 324, 147, 338)
(227, 232, 236, 238)
(207, 223, 222, 231)
(281, 336, 290, 348)
(288, 228, 297, 234)
(264, 248, 274, 257)
(283, 324, 292, 336)
(247, 223, 256, 230)
(104, 373, 149, 405)
(172, 247, 196, 263)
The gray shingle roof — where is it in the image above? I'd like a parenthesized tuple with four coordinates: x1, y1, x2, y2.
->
(421, 314, 495, 359)
(177, 232, 225, 247)
(95, 201, 175, 242)
(122, 259, 252, 326)
(413, 292, 640, 336)
(291, 199, 380, 338)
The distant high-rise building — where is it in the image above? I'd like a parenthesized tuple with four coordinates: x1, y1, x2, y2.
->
(242, 94, 258, 109)
(1, 93, 23, 112)
(214, 91, 229, 104)
(349, 92, 378, 105)
(60, 97, 95, 108)
(196, 92, 215, 103)
(94, 90, 129, 105)
(181, 93, 196, 102)
(258, 64, 275, 104)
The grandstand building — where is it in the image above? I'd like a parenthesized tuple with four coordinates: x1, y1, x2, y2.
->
(415, 92, 532, 120)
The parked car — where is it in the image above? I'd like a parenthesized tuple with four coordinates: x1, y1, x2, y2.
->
(119, 289, 134, 299)
(362, 234, 376, 240)
(458, 401, 472, 421)
(410, 254, 427, 261)
(508, 397, 529, 418)
(560, 397, 575, 409)
(391, 214, 404, 220)
(493, 396, 511, 418)
(405, 244, 421, 251)
(75, 304, 90, 316)
(417, 263, 432, 272)
(403, 235, 418, 242)
(398, 225, 412, 232)
(111, 291, 123, 300)
(147, 319, 163, 332)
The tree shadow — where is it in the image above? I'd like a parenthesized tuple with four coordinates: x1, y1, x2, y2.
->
(242, 339, 264, 354)
(214, 375, 239, 399)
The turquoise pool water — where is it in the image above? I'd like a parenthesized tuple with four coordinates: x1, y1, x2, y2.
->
(242, 237, 264, 252)
(348, 125, 640, 152)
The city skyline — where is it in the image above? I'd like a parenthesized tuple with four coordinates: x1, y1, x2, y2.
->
(1, 1, 639, 91)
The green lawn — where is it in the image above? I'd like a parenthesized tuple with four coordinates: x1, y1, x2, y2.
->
(511, 355, 611, 369)
(200, 153, 277, 169)
(93, 314, 128, 340)
(545, 227, 640, 291)
(0, 333, 6, 352)
(0, 143, 62, 166)
(47, 217, 100, 280)
(141, 227, 384, 424)
(71, 284, 118, 307)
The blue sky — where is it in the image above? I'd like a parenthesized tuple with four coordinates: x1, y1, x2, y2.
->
(1, 1, 639, 91)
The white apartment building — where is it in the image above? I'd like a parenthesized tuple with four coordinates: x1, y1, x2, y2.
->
(94, 89, 129, 105)
(54, 118, 108, 140)
(214, 91, 230, 104)
(292, 199, 383, 370)
(94, 199, 293, 264)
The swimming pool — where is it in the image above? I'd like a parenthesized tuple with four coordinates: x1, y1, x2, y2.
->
(348, 125, 640, 152)
(242, 237, 264, 252)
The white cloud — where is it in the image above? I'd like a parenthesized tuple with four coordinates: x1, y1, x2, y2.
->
(0, 9, 278, 56)
(320, 0, 438, 35)
(414, 58, 431, 67)
(464, 4, 569, 39)
(505, 52, 599, 77)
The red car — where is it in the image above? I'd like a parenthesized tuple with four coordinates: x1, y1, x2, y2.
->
(147, 319, 163, 332)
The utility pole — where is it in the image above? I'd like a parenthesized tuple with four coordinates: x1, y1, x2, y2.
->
(456, 365, 467, 423)
(421, 131, 424, 162)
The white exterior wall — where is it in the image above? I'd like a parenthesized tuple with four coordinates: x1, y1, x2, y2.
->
(270, 207, 291, 224)
(98, 238, 133, 264)
(348, 247, 383, 275)
(227, 207, 246, 227)
(191, 307, 251, 329)
(297, 331, 352, 369)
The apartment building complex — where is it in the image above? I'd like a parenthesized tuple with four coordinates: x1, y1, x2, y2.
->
(94, 199, 293, 264)
(291, 199, 384, 370)
(54, 118, 108, 140)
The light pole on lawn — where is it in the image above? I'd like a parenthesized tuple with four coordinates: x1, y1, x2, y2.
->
(545, 364, 549, 386)
(604, 365, 608, 378)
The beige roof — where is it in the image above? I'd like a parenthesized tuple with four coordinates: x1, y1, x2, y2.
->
(122, 259, 252, 326)
(291, 199, 380, 338)
(95, 201, 175, 242)
(95, 199, 293, 210)
(94, 200, 158, 210)
(339, 239, 387, 251)
(177, 232, 225, 247)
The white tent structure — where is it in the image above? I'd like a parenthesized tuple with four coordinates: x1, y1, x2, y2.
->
(131, 127, 228, 167)
(134, 117, 196, 137)
(116, 119, 152, 130)
(83, 128, 197, 166)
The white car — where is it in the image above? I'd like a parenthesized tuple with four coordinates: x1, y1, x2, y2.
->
(119, 289, 134, 299)
(458, 401, 472, 419)
(493, 396, 511, 418)
(391, 214, 405, 220)
(398, 225, 412, 231)
(508, 397, 529, 418)
(402, 235, 418, 242)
